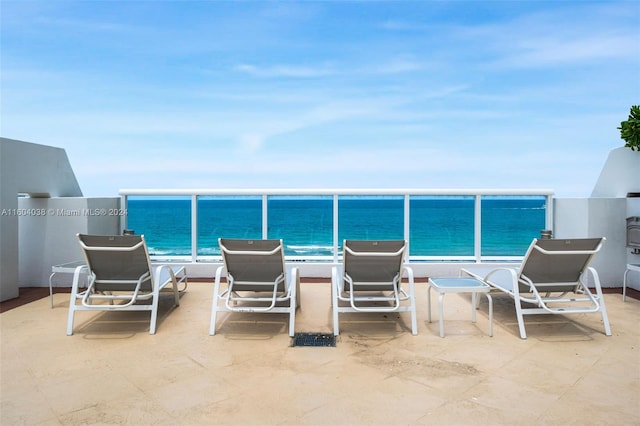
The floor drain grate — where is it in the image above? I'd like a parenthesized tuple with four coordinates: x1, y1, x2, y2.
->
(292, 333, 336, 347)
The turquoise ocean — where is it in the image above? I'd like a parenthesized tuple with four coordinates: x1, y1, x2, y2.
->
(126, 196, 547, 258)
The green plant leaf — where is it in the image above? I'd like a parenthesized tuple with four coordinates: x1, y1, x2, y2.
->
(619, 105, 640, 151)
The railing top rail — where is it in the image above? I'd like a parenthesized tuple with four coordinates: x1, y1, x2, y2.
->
(120, 188, 554, 197)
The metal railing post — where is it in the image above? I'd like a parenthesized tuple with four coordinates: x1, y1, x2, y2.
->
(404, 194, 410, 253)
(474, 195, 482, 262)
(262, 194, 268, 239)
(191, 194, 198, 262)
(333, 194, 339, 262)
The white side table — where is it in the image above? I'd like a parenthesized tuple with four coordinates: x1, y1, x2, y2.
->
(427, 277, 493, 337)
(623, 264, 640, 302)
(49, 261, 87, 308)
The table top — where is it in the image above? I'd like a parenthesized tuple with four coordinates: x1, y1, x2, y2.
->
(627, 264, 640, 271)
(51, 261, 87, 273)
(428, 277, 490, 292)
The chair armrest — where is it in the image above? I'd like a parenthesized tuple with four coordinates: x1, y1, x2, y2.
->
(402, 264, 414, 282)
(214, 265, 226, 286)
(154, 264, 188, 291)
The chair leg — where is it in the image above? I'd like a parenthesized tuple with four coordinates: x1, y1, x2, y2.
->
(288, 268, 299, 337)
(590, 268, 612, 336)
(514, 299, 527, 339)
(172, 269, 181, 307)
(209, 270, 223, 336)
(471, 292, 477, 323)
(600, 303, 612, 337)
(486, 293, 493, 337)
(331, 268, 340, 336)
(289, 295, 296, 338)
(209, 307, 218, 336)
(173, 280, 180, 307)
(293, 268, 301, 309)
(149, 291, 159, 335)
(406, 269, 418, 335)
(427, 286, 432, 323)
(66, 306, 76, 336)
(49, 272, 55, 309)
(409, 303, 418, 335)
(66, 268, 84, 336)
(623, 268, 630, 302)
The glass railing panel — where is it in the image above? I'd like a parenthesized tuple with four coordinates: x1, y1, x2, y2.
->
(409, 195, 474, 256)
(126, 196, 192, 256)
(197, 196, 262, 256)
(121, 189, 553, 261)
(337, 195, 404, 250)
(481, 195, 547, 256)
(267, 195, 333, 257)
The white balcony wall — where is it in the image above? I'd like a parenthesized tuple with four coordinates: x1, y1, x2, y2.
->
(0, 138, 82, 301)
(18, 197, 120, 286)
(591, 147, 639, 198)
(554, 197, 627, 288)
(590, 146, 640, 291)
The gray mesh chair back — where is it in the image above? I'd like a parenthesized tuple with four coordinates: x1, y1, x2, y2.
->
(519, 238, 603, 293)
(343, 240, 406, 291)
(219, 239, 286, 292)
(78, 234, 152, 292)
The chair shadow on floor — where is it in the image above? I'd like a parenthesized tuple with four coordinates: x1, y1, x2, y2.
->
(456, 292, 601, 342)
(71, 292, 185, 339)
(212, 312, 290, 340)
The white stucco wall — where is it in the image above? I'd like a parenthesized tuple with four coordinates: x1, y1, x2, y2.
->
(590, 146, 640, 291)
(1, 138, 82, 301)
(591, 147, 640, 198)
(554, 197, 627, 288)
(18, 197, 120, 286)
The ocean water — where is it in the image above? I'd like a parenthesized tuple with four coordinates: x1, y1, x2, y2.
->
(126, 196, 546, 257)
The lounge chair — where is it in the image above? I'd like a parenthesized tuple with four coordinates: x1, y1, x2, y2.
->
(332, 240, 417, 336)
(209, 238, 300, 337)
(462, 238, 611, 339)
(67, 234, 187, 335)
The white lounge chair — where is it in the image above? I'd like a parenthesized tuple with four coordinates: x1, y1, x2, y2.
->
(462, 237, 611, 339)
(209, 238, 300, 337)
(332, 240, 417, 336)
(67, 234, 187, 335)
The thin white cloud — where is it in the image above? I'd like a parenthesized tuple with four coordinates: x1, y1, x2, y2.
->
(233, 63, 335, 78)
(370, 55, 428, 74)
(493, 34, 635, 68)
(34, 16, 133, 32)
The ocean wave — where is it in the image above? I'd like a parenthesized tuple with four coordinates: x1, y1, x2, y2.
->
(197, 247, 221, 255)
(148, 247, 192, 256)
(287, 244, 333, 250)
(286, 244, 333, 255)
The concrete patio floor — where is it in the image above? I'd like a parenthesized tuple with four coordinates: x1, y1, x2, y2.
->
(1, 280, 639, 425)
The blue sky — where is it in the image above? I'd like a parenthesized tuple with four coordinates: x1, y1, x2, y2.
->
(1, 1, 639, 197)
